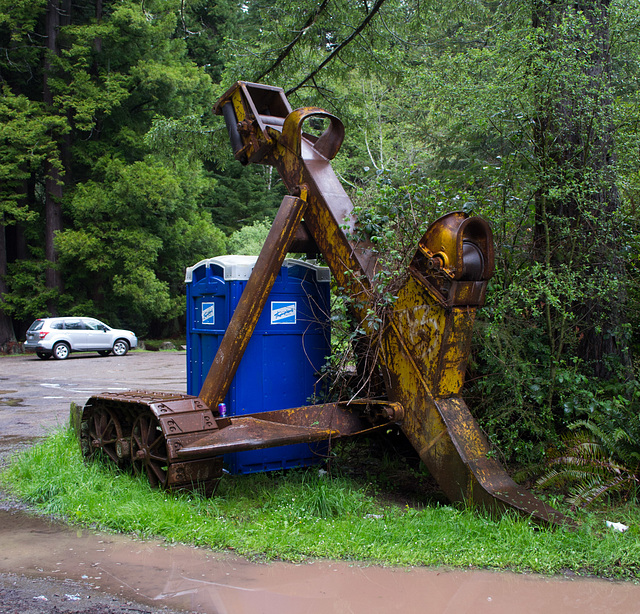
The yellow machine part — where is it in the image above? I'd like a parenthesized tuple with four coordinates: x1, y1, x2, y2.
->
(208, 80, 572, 524)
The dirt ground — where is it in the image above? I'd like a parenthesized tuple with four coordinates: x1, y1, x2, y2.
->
(0, 496, 192, 614)
(0, 573, 178, 614)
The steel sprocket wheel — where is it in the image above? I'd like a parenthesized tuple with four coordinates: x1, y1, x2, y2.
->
(131, 413, 168, 488)
(84, 406, 123, 465)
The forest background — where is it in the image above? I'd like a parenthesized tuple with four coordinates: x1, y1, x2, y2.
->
(2, 0, 640, 477)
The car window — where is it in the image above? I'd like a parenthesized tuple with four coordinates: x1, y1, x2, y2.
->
(64, 320, 86, 330)
(28, 320, 44, 332)
(51, 321, 64, 330)
(84, 319, 103, 330)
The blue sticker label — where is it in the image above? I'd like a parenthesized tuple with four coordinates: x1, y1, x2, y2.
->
(202, 302, 215, 325)
(271, 301, 296, 324)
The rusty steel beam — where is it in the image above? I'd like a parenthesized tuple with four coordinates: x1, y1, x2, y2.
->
(175, 401, 401, 460)
(176, 418, 338, 459)
(198, 193, 308, 409)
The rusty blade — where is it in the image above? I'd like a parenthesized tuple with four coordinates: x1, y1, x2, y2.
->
(436, 396, 575, 526)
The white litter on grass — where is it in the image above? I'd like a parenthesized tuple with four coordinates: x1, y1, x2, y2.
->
(605, 521, 629, 533)
(64, 594, 81, 601)
(34, 596, 48, 601)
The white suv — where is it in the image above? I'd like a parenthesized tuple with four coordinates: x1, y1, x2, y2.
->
(24, 317, 138, 360)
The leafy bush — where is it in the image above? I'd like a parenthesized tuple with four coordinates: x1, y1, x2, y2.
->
(226, 220, 271, 256)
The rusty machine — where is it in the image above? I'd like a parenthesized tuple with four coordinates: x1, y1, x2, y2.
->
(79, 81, 567, 524)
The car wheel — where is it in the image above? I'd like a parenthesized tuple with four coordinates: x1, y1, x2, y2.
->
(112, 339, 129, 357)
(98, 350, 111, 357)
(52, 342, 70, 360)
(37, 352, 51, 360)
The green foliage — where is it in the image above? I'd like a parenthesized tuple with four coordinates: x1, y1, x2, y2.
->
(181, 0, 239, 83)
(2, 259, 58, 319)
(339, 159, 633, 465)
(53, 155, 226, 332)
(468, 254, 631, 464)
(226, 219, 271, 255)
(375, 1, 637, 464)
(0, 88, 65, 219)
(204, 163, 286, 233)
(0, 0, 239, 336)
(535, 401, 640, 508)
(349, 168, 464, 269)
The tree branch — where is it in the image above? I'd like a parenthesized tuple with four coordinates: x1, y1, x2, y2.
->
(254, 0, 331, 82)
(286, 0, 388, 96)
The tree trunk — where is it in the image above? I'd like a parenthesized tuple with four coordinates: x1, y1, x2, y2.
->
(0, 216, 16, 351)
(95, 0, 103, 52)
(43, 0, 68, 313)
(531, 0, 628, 379)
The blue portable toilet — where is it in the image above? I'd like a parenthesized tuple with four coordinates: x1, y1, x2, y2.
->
(185, 255, 331, 474)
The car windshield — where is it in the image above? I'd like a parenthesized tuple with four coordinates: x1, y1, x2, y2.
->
(28, 320, 44, 332)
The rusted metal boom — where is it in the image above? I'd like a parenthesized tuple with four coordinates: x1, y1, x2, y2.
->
(198, 193, 308, 408)
(212, 81, 570, 524)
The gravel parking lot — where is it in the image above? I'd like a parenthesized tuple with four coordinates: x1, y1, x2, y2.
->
(0, 350, 187, 461)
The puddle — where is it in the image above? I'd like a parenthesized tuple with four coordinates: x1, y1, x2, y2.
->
(0, 509, 638, 613)
(0, 397, 25, 407)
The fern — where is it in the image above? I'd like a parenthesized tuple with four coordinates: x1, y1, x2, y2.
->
(535, 407, 640, 508)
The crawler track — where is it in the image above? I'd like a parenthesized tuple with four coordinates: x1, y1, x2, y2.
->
(80, 391, 224, 493)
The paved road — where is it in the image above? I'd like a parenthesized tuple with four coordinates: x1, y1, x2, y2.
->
(0, 350, 187, 458)
(0, 350, 193, 612)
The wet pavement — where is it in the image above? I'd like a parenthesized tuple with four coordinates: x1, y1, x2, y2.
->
(0, 351, 187, 462)
(1, 351, 640, 613)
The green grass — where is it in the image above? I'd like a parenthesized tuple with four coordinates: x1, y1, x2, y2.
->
(138, 337, 186, 352)
(1, 426, 639, 579)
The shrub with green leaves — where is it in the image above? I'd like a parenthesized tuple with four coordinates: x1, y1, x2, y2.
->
(226, 220, 272, 256)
